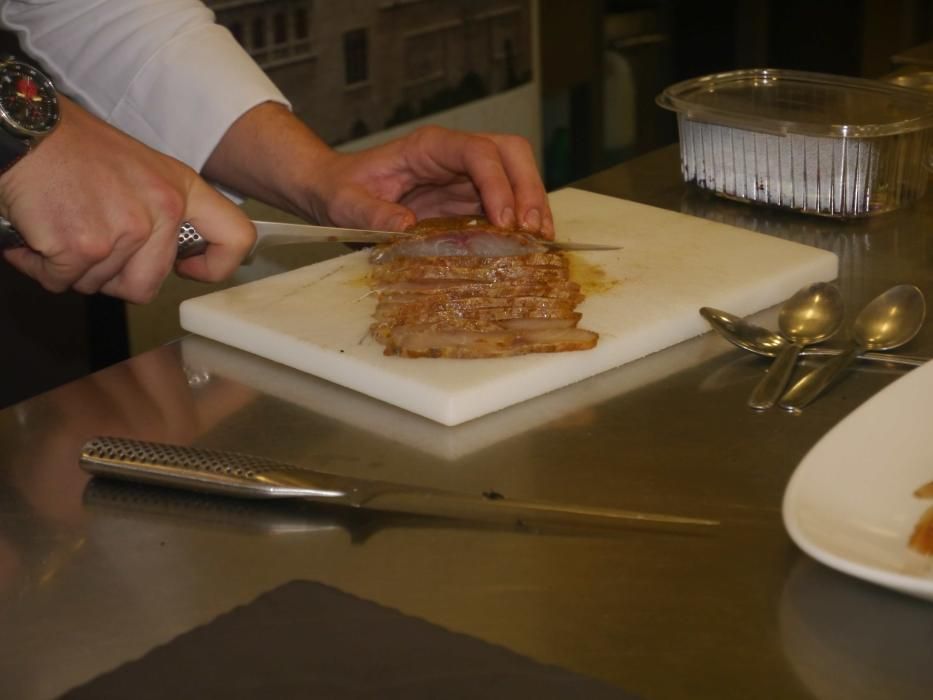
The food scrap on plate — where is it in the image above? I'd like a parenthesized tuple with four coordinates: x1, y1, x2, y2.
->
(909, 479, 933, 556)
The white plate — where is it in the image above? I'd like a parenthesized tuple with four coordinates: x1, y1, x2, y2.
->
(782, 359, 933, 602)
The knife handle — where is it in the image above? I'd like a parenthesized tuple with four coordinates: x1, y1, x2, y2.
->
(747, 342, 802, 410)
(79, 436, 319, 499)
(778, 343, 863, 412)
(0, 219, 207, 259)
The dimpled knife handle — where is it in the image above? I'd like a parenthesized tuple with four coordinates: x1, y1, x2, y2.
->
(0, 219, 207, 259)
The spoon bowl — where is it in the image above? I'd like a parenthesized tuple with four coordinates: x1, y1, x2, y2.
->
(853, 286, 926, 349)
(779, 284, 927, 411)
(699, 307, 927, 367)
(780, 285, 845, 345)
(748, 283, 844, 410)
(700, 308, 786, 356)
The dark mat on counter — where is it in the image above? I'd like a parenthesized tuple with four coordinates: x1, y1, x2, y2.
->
(61, 579, 637, 699)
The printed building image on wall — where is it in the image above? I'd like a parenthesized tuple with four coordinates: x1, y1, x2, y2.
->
(205, 0, 533, 146)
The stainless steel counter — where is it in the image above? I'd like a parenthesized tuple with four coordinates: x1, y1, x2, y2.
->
(3, 145, 933, 699)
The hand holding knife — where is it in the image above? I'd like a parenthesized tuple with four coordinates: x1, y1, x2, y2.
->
(0, 218, 619, 261)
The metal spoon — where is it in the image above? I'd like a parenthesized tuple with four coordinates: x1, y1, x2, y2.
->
(778, 284, 927, 412)
(747, 283, 844, 410)
(699, 307, 927, 367)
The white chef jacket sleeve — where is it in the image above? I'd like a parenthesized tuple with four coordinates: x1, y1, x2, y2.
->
(0, 0, 291, 173)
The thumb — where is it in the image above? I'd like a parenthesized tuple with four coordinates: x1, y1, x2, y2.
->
(336, 188, 416, 232)
(174, 179, 257, 283)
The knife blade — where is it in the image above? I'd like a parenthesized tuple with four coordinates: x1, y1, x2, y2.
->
(79, 437, 718, 532)
(249, 220, 621, 253)
(0, 217, 620, 259)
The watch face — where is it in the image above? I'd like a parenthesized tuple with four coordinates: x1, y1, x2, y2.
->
(0, 61, 59, 137)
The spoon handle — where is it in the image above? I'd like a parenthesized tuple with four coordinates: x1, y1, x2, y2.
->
(748, 343, 802, 410)
(778, 344, 863, 412)
(799, 348, 927, 366)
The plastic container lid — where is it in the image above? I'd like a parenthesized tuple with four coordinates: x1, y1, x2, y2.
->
(656, 68, 933, 138)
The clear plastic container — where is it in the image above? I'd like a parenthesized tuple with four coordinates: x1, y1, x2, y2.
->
(656, 69, 933, 217)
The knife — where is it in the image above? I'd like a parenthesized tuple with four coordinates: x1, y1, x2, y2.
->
(79, 437, 718, 532)
(0, 218, 620, 259)
(249, 220, 620, 253)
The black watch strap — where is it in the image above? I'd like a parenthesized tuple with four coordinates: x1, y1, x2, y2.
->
(0, 124, 29, 176)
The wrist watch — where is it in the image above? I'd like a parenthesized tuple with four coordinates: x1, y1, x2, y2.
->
(0, 55, 59, 175)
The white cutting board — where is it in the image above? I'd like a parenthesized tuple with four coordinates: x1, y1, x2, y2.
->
(180, 329, 733, 461)
(180, 188, 838, 426)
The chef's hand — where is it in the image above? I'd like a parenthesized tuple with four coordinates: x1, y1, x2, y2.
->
(0, 96, 256, 303)
(203, 102, 554, 239)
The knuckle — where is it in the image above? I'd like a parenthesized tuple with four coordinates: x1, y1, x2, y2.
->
(72, 279, 101, 296)
(408, 125, 447, 150)
(510, 135, 534, 156)
(494, 133, 531, 158)
(31, 264, 76, 294)
(501, 132, 529, 147)
(132, 287, 158, 304)
(235, 221, 258, 253)
(110, 259, 172, 304)
(470, 135, 500, 159)
(198, 267, 227, 284)
(413, 124, 444, 140)
(152, 185, 187, 224)
(71, 231, 113, 262)
(327, 189, 361, 225)
(118, 211, 153, 240)
(116, 290, 146, 305)
(41, 277, 71, 294)
(115, 277, 161, 305)
(330, 187, 353, 211)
